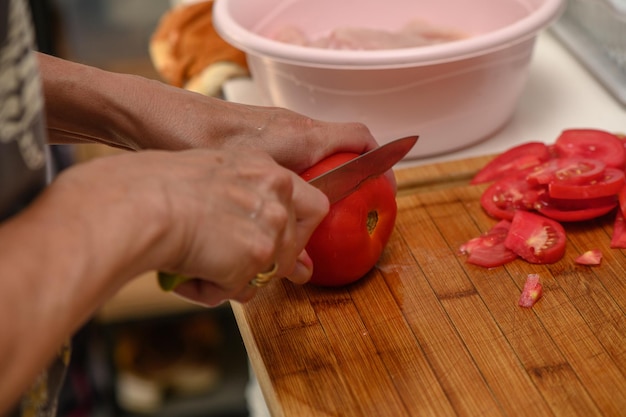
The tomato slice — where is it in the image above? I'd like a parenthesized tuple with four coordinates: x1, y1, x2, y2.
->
(459, 220, 518, 268)
(471, 142, 551, 184)
(519, 274, 543, 308)
(480, 176, 543, 220)
(575, 249, 602, 265)
(526, 158, 607, 186)
(548, 168, 625, 200)
(536, 193, 617, 222)
(554, 129, 626, 169)
(619, 184, 626, 217)
(504, 211, 566, 264)
(611, 210, 626, 249)
(537, 202, 617, 222)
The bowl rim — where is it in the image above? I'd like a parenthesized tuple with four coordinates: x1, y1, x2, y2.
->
(213, 0, 566, 69)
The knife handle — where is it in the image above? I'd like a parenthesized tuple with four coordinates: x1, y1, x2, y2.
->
(157, 271, 192, 291)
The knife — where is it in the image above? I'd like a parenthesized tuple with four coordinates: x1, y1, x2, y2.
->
(158, 135, 419, 291)
(307, 135, 418, 204)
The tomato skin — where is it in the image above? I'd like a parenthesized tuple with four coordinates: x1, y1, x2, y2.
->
(471, 142, 550, 184)
(538, 205, 617, 222)
(504, 211, 566, 264)
(554, 129, 626, 169)
(301, 153, 397, 287)
(611, 210, 626, 249)
(536, 194, 617, 222)
(619, 185, 626, 217)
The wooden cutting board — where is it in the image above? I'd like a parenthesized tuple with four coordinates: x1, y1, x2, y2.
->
(232, 155, 626, 417)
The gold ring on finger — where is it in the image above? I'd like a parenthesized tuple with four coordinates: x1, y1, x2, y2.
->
(249, 263, 279, 288)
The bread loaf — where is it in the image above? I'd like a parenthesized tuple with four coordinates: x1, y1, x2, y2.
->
(150, 0, 248, 96)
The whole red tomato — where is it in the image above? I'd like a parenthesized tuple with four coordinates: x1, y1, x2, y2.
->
(300, 153, 397, 287)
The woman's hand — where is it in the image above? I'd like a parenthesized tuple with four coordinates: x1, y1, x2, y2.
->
(39, 53, 380, 172)
(178, 99, 381, 173)
(48, 148, 329, 306)
(0, 148, 327, 410)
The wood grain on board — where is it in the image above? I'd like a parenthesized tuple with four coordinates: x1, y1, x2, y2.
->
(233, 155, 626, 417)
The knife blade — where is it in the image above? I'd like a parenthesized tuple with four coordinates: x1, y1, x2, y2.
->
(157, 135, 419, 291)
(308, 135, 418, 204)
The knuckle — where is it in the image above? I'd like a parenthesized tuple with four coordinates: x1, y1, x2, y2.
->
(314, 190, 331, 219)
(346, 121, 369, 132)
(267, 169, 294, 195)
(264, 200, 290, 230)
(247, 233, 277, 267)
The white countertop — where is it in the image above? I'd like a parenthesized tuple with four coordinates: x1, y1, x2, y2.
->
(223, 31, 625, 169)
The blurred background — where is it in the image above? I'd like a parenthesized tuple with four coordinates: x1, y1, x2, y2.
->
(30, 1, 252, 416)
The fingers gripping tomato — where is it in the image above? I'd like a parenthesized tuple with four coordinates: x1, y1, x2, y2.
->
(301, 153, 397, 287)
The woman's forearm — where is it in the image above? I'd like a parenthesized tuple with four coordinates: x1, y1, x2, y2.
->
(39, 52, 142, 149)
(0, 162, 166, 412)
(37, 51, 379, 173)
(38, 52, 235, 151)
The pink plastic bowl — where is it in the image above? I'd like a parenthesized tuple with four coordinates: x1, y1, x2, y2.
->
(213, 0, 564, 159)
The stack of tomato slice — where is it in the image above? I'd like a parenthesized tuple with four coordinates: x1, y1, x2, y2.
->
(460, 128, 626, 268)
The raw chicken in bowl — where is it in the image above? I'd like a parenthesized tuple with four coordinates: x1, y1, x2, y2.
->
(271, 19, 466, 50)
(213, 0, 565, 158)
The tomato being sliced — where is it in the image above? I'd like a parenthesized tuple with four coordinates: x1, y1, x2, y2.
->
(301, 153, 398, 287)
(548, 168, 625, 200)
(504, 211, 566, 264)
(554, 129, 626, 169)
(526, 158, 607, 186)
(459, 220, 518, 268)
(471, 142, 551, 184)
(480, 176, 543, 220)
